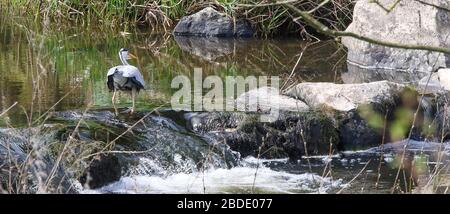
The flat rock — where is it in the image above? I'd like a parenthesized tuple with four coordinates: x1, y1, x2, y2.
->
(236, 86, 309, 113)
(285, 81, 405, 112)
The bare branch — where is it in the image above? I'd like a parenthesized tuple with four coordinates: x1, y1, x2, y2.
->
(237, 0, 302, 8)
(414, 0, 450, 13)
(283, 3, 450, 55)
(0, 102, 18, 117)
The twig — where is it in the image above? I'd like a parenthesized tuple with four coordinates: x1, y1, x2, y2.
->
(237, 0, 302, 8)
(371, 0, 402, 13)
(308, 0, 330, 14)
(337, 160, 371, 194)
(0, 102, 18, 117)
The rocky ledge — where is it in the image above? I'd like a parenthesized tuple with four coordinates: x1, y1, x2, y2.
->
(342, 0, 450, 83)
(187, 80, 450, 160)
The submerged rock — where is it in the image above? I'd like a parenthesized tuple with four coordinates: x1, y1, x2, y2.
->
(342, 0, 450, 83)
(365, 140, 450, 155)
(173, 7, 254, 37)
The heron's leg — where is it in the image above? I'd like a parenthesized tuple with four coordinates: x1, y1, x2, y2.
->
(131, 87, 136, 114)
(112, 90, 118, 116)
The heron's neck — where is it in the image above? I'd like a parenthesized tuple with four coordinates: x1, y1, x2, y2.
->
(119, 54, 129, 65)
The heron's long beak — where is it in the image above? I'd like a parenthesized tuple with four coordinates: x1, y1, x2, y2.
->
(128, 53, 138, 59)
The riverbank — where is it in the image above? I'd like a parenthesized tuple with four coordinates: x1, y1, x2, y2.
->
(2, 0, 355, 37)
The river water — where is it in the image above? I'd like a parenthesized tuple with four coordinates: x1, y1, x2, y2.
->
(1, 14, 448, 194)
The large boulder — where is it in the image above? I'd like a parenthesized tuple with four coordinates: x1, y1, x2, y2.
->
(173, 7, 254, 37)
(342, 0, 450, 83)
(188, 111, 339, 160)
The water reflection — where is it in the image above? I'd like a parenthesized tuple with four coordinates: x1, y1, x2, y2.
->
(0, 14, 346, 127)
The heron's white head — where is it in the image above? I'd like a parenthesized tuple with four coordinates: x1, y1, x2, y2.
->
(119, 48, 138, 60)
(119, 48, 138, 65)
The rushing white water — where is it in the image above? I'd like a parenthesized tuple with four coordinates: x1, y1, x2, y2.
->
(82, 157, 344, 194)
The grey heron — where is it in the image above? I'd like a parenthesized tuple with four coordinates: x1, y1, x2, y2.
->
(107, 48, 145, 114)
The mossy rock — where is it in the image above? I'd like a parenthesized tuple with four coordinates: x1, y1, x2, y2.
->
(215, 111, 339, 160)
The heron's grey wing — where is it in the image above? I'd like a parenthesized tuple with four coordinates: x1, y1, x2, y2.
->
(120, 65, 146, 88)
(107, 66, 118, 77)
(107, 66, 119, 91)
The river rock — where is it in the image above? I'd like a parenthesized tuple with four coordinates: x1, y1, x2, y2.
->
(285, 81, 404, 112)
(186, 112, 247, 134)
(342, 0, 450, 83)
(79, 154, 121, 189)
(416, 68, 450, 94)
(236, 86, 310, 113)
(53, 109, 240, 178)
(435, 93, 450, 141)
(438, 69, 450, 91)
(189, 111, 339, 160)
(338, 111, 384, 150)
(173, 7, 254, 37)
(285, 81, 440, 149)
(0, 127, 77, 193)
(417, 73, 444, 94)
